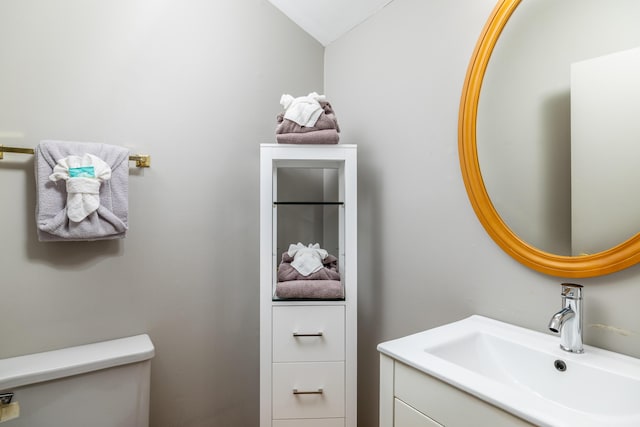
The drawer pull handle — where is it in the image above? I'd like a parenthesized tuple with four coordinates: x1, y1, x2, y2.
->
(292, 388, 324, 395)
(292, 331, 324, 337)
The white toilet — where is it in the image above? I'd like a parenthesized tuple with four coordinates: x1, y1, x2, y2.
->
(0, 334, 154, 427)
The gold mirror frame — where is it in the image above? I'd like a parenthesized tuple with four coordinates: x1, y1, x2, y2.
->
(459, 0, 640, 278)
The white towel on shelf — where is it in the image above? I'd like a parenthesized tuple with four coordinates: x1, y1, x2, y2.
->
(280, 92, 326, 127)
(287, 242, 328, 276)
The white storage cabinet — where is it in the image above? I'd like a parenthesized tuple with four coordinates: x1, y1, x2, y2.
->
(260, 144, 357, 427)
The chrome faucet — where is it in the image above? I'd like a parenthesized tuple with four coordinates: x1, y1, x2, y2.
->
(548, 283, 584, 353)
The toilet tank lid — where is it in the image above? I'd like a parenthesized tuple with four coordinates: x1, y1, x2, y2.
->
(0, 334, 155, 391)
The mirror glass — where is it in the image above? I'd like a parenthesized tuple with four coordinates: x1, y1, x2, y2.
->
(476, 0, 640, 256)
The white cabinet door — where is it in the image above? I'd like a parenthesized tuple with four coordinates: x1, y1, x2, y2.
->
(394, 362, 533, 426)
(395, 399, 443, 427)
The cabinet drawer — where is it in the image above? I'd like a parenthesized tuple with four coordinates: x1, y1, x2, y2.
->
(394, 362, 533, 426)
(273, 361, 345, 419)
(273, 306, 344, 362)
(395, 398, 442, 427)
(273, 418, 344, 427)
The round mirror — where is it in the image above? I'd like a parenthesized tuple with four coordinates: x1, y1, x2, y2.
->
(459, 0, 640, 277)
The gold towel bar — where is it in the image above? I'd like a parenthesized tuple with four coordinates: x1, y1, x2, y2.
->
(0, 145, 151, 168)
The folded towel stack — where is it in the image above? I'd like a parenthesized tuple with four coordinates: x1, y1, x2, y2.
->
(275, 280, 343, 299)
(35, 140, 130, 242)
(278, 251, 340, 282)
(275, 242, 343, 299)
(276, 93, 340, 145)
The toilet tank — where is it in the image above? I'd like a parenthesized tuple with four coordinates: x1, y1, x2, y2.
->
(0, 334, 154, 427)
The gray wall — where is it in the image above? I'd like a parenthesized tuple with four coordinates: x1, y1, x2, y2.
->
(4, 1, 640, 427)
(0, 1, 323, 426)
(325, 0, 640, 425)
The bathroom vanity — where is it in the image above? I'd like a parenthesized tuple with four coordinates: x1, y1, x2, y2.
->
(377, 315, 640, 427)
(379, 354, 532, 426)
(260, 144, 357, 427)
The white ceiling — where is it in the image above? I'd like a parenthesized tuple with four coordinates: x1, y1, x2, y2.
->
(268, 0, 395, 46)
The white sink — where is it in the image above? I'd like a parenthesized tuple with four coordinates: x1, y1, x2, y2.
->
(377, 315, 640, 427)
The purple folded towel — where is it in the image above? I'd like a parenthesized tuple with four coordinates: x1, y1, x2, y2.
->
(35, 140, 129, 241)
(275, 100, 340, 145)
(275, 280, 344, 299)
(276, 102, 340, 134)
(276, 129, 339, 145)
(278, 252, 340, 282)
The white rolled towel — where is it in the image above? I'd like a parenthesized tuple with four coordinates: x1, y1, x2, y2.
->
(49, 153, 112, 222)
(287, 242, 329, 276)
(280, 92, 326, 127)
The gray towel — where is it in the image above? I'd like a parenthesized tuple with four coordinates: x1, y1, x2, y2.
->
(275, 280, 344, 299)
(35, 140, 130, 241)
(275, 129, 340, 145)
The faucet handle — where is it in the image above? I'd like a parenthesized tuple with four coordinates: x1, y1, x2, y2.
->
(561, 283, 583, 299)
